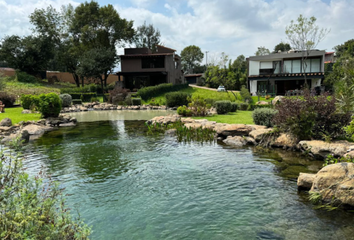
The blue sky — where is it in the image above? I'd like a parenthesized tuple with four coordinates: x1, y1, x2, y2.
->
(1, 0, 353, 67)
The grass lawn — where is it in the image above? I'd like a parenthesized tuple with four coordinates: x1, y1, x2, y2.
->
(0, 107, 41, 124)
(192, 111, 254, 125)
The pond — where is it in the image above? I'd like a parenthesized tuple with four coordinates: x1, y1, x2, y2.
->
(22, 112, 354, 240)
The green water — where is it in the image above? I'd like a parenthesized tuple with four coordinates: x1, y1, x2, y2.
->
(24, 120, 354, 240)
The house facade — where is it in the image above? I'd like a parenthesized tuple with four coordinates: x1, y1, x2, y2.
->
(248, 50, 326, 96)
(118, 45, 183, 90)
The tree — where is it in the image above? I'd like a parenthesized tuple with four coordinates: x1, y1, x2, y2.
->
(255, 46, 270, 56)
(69, 1, 134, 87)
(181, 45, 204, 73)
(285, 14, 330, 82)
(273, 42, 291, 53)
(0, 35, 53, 75)
(134, 22, 161, 53)
(334, 39, 354, 58)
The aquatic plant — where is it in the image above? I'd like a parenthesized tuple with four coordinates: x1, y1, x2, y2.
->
(0, 138, 91, 239)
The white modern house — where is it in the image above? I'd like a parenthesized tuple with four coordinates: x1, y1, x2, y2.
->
(247, 50, 326, 96)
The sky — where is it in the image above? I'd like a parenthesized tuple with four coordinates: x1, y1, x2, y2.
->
(1, 0, 353, 67)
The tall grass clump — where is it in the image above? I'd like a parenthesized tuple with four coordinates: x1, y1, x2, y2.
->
(138, 83, 189, 101)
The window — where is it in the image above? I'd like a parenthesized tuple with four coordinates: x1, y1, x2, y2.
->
(142, 57, 165, 68)
(283, 60, 292, 73)
(311, 58, 320, 72)
(292, 60, 301, 73)
(283, 58, 321, 73)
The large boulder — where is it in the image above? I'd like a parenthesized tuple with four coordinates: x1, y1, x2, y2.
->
(223, 136, 247, 147)
(21, 124, 52, 136)
(297, 173, 316, 190)
(310, 163, 354, 206)
(146, 115, 181, 125)
(0, 118, 12, 127)
(272, 133, 298, 148)
(299, 140, 354, 159)
(249, 128, 273, 142)
(215, 124, 253, 138)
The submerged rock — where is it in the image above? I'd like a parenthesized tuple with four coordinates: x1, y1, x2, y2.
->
(223, 136, 247, 147)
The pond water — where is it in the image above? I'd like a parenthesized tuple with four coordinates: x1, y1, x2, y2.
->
(22, 115, 354, 239)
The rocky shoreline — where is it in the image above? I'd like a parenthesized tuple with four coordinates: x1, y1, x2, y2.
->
(148, 114, 354, 208)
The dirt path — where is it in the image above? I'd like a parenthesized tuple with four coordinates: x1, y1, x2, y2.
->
(189, 84, 240, 94)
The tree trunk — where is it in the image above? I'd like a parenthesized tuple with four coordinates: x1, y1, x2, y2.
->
(72, 73, 80, 87)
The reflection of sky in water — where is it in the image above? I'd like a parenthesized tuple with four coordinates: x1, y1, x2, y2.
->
(22, 120, 354, 240)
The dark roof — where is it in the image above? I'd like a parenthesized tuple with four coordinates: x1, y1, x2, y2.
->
(249, 50, 325, 60)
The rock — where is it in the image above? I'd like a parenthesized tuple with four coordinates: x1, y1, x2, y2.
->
(272, 96, 283, 105)
(244, 136, 257, 145)
(345, 151, 354, 158)
(256, 101, 269, 105)
(147, 115, 181, 125)
(297, 173, 316, 190)
(272, 133, 297, 148)
(21, 124, 52, 135)
(223, 136, 247, 147)
(22, 109, 32, 114)
(117, 106, 122, 110)
(249, 128, 273, 142)
(181, 118, 195, 124)
(310, 163, 354, 206)
(248, 125, 268, 131)
(0, 118, 12, 127)
(299, 140, 354, 159)
(20, 130, 30, 143)
(184, 123, 202, 129)
(215, 124, 253, 138)
(80, 106, 88, 111)
(165, 129, 176, 135)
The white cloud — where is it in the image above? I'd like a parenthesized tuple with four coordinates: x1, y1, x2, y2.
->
(1, 0, 354, 63)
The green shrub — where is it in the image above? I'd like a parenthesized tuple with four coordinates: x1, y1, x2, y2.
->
(188, 96, 210, 116)
(70, 93, 96, 102)
(240, 85, 254, 104)
(91, 96, 99, 102)
(205, 98, 215, 107)
(0, 92, 16, 107)
(0, 142, 91, 239)
(177, 105, 192, 116)
(239, 102, 249, 111)
(215, 100, 232, 114)
(125, 95, 132, 105)
(72, 99, 82, 105)
(252, 108, 278, 127)
(165, 92, 191, 107)
(138, 83, 189, 101)
(131, 98, 142, 105)
(108, 87, 128, 104)
(230, 102, 238, 112)
(38, 93, 62, 118)
(20, 94, 39, 110)
(59, 94, 72, 107)
(274, 90, 351, 140)
(16, 71, 38, 83)
(253, 104, 273, 110)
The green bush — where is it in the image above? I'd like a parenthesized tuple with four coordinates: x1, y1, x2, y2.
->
(165, 92, 191, 107)
(72, 99, 82, 105)
(253, 104, 273, 110)
(38, 93, 62, 118)
(230, 102, 238, 112)
(16, 71, 38, 83)
(59, 94, 72, 107)
(240, 85, 254, 104)
(0, 142, 91, 239)
(69, 93, 96, 102)
(124, 95, 132, 105)
(177, 105, 192, 116)
(138, 83, 189, 101)
(131, 98, 142, 105)
(252, 108, 278, 127)
(91, 96, 99, 102)
(274, 90, 351, 140)
(205, 98, 216, 107)
(0, 92, 16, 107)
(188, 96, 210, 116)
(238, 103, 249, 111)
(20, 94, 39, 110)
(215, 100, 232, 114)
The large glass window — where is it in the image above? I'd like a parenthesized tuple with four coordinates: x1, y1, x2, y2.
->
(292, 60, 301, 73)
(311, 58, 320, 72)
(283, 60, 292, 73)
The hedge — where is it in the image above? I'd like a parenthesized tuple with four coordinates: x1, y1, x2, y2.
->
(165, 92, 191, 107)
(215, 101, 232, 114)
(137, 83, 189, 101)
